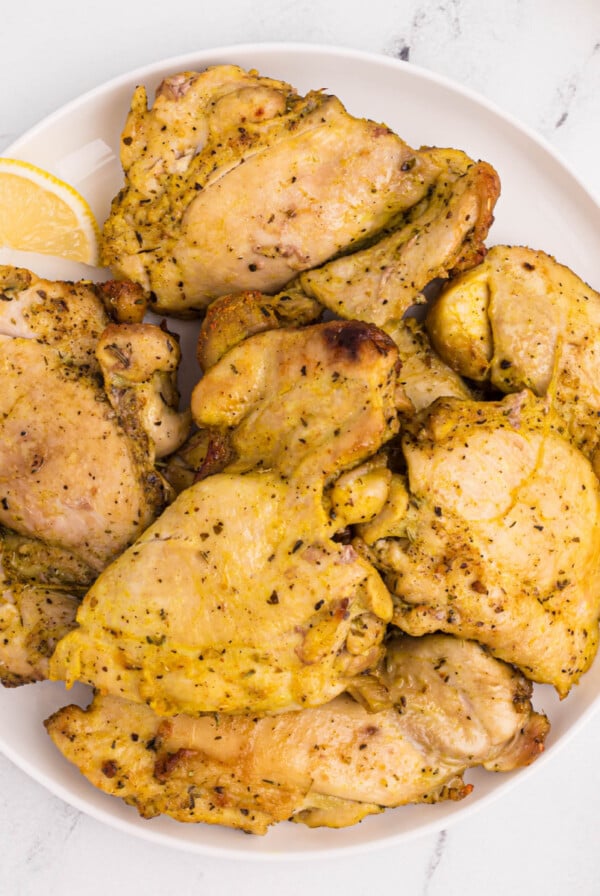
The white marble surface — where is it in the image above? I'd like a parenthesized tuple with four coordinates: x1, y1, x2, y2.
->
(2, 1, 600, 894)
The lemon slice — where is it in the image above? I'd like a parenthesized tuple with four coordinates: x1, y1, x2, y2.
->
(0, 158, 100, 264)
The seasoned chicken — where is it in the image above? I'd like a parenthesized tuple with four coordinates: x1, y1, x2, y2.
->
(169, 311, 458, 493)
(0, 267, 187, 572)
(300, 148, 500, 329)
(191, 319, 403, 483)
(357, 391, 600, 697)
(45, 634, 548, 834)
(387, 318, 473, 412)
(97, 323, 191, 460)
(426, 245, 600, 472)
(196, 286, 322, 372)
(49, 470, 392, 715)
(101, 64, 443, 316)
(0, 531, 79, 686)
(49, 313, 407, 713)
(0, 266, 189, 683)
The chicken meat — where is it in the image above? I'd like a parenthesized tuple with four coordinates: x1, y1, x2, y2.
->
(0, 529, 79, 686)
(386, 318, 473, 412)
(196, 286, 323, 372)
(190, 319, 404, 483)
(101, 64, 444, 316)
(49, 469, 393, 715)
(49, 317, 408, 714)
(426, 244, 600, 473)
(45, 634, 549, 834)
(300, 148, 500, 329)
(0, 266, 189, 684)
(357, 391, 600, 697)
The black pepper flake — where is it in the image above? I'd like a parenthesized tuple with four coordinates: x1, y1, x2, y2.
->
(101, 760, 118, 778)
(266, 590, 279, 605)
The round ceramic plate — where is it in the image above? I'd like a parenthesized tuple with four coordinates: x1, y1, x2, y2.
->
(2, 43, 600, 861)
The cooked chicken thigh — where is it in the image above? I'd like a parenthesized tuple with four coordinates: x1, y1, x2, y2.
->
(426, 245, 600, 472)
(45, 634, 548, 834)
(97, 323, 191, 460)
(101, 65, 443, 315)
(49, 470, 392, 715)
(191, 319, 403, 483)
(357, 391, 600, 697)
(0, 266, 189, 683)
(300, 148, 500, 328)
(0, 267, 187, 572)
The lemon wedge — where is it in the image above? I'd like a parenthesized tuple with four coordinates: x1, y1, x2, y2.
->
(0, 158, 100, 264)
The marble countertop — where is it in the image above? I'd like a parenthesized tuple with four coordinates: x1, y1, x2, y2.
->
(2, 2, 600, 894)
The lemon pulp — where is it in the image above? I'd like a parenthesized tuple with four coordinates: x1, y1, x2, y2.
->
(0, 158, 99, 264)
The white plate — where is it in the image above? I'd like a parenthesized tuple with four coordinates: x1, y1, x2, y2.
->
(2, 42, 600, 861)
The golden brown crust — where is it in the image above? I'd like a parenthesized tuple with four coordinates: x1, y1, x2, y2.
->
(97, 279, 148, 324)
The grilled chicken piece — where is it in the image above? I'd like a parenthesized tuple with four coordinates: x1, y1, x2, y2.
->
(95, 279, 148, 324)
(300, 148, 500, 329)
(426, 245, 600, 473)
(50, 470, 392, 715)
(45, 634, 548, 834)
(196, 286, 322, 371)
(168, 318, 402, 491)
(101, 65, 443, 316)
(357, 392, 600, 697)
(191, 319, 402, 483)
(0, 267, 187, 572)
(0, 266, 189, 684)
